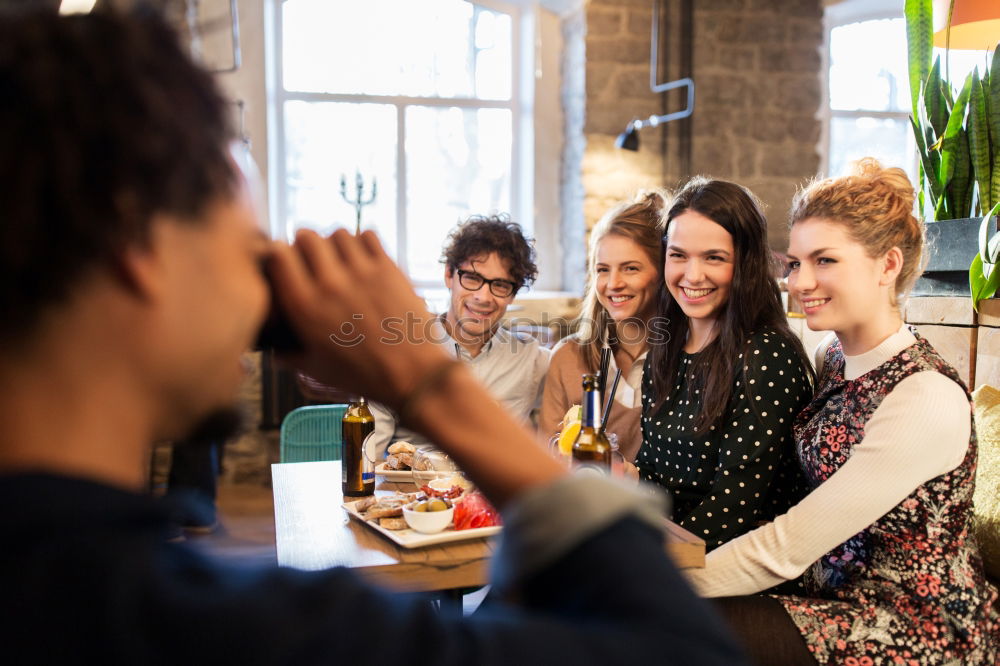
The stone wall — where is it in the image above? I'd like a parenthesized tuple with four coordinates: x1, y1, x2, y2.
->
(691, 0, 823, 248)
(583, 0, 825, 249)
(583, 0, 671, 235)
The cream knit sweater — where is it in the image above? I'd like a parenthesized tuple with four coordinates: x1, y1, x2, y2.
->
(686, 325, 971, 597)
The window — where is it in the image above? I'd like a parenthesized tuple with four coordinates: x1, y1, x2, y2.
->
(822, 0, 988, 182)
(822, 2, 915, 180)
(268, 0, 531, 287)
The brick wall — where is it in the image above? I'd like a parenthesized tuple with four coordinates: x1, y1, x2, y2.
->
(583, 0, 670, 234)
(584, 0, 824, 249)
(692, 0, 823, 248)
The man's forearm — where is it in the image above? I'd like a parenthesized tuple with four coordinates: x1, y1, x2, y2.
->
(404, 364, 564, 509)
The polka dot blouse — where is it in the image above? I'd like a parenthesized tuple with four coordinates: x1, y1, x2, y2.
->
(637, 329, 812, 551)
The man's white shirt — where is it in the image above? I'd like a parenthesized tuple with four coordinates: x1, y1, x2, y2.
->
(370, 322, 551, 458)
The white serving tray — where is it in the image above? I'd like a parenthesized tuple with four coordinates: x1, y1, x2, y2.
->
(342, 499, 501, 549)
(374, 463, 417, 482)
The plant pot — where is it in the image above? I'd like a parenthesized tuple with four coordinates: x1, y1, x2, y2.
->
(914, 217, 996, 297)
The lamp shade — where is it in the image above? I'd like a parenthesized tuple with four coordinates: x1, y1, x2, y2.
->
(614, 125, 639, 151)
(932, 0, 1000, 50)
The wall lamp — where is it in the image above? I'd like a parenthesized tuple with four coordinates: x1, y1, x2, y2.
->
(615, 0, 695, 151)
(615, 78, 694, 151)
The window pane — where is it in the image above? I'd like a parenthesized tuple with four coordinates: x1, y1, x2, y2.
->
(830, 19, 909, 112)
(829, 116, 917, 184)
(405, 106, 512, 282)
(282, 0, 512, 100)
(475, 9, 512, 100)
(282, 101, 398, 254)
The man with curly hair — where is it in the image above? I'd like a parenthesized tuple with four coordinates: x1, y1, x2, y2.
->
(371, 215, 551, 457)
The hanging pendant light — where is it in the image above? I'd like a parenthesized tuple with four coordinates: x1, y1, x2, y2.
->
(613, 0, 694, 151)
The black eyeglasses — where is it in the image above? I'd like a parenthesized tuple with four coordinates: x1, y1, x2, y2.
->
(455, 269, 518, 298)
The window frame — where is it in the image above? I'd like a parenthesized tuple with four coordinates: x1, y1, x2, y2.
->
(820, 0, 911, 178)
(265, 0, 531, 289)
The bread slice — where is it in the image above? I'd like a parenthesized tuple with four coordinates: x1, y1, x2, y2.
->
(364, 502, 404, 520)
(360, 492, 418, 521)
(379, 517, 407, 530)
(387, 441, 415, 455)
(385, 452, 415, 471)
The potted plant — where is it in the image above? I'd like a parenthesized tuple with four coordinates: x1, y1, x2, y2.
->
(970, 202, 1000, 309)
(905, 0, 999, 299)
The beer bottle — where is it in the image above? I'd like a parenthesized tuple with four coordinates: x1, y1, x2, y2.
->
(342, 397, 376, 496)
(571, 373, 611, 475)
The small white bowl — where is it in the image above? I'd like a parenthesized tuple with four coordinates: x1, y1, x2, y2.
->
(402, 502, 454, 534)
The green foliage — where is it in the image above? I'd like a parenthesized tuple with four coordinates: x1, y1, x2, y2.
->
(906, 2, 998, 221)
(990, 48, 1000, 207)
(938, 75, 973, 219)
(905, 0, 933, 120)
(906, 2, 999, 307)
(969, 69, 992, 212)
(970, 203, 1000, 311)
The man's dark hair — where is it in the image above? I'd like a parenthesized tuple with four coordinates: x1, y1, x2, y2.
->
(440, 214, 537, 291)
(0, 9, 236, 342)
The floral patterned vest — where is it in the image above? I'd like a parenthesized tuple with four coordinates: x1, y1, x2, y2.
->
(792, 334, 998, 648)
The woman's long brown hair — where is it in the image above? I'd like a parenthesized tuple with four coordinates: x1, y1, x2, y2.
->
(647, 177, 814, 432)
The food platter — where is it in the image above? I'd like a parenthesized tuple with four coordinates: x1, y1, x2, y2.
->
(342, 499, 501, 549)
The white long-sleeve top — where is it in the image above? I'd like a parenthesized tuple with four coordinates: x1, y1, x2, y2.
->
(686, 325, 971, 598)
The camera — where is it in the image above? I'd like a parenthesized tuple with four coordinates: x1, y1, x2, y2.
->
(254, 257, 304, 353)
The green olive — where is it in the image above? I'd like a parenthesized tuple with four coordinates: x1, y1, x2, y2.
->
(413, 502, 428, 512)
(427, 499, 448, 512)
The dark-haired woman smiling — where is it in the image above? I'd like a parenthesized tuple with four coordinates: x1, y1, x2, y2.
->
(635, 177, 814, 552)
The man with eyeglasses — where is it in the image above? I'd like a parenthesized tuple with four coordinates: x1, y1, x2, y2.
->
(370, 215, 551, 458)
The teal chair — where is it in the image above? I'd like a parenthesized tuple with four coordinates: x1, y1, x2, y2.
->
(279, 404, 348, 463)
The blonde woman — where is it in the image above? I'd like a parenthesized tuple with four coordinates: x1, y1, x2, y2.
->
(689, 160, 999, 665)
(538, 192, 666, 462)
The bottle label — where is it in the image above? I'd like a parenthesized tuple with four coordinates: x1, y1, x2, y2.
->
(583, 387, 601, 428)
(361, 430, 376, 482)
(574, 463, 609, 477)
(362, 430, 377, 464)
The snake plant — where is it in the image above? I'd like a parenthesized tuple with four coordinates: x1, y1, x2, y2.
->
(906, 0, 999, 220)
(970, 202, 1000, 308)
(906, 0, 999, 309)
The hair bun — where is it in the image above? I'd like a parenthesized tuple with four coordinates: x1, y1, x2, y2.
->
(793, 156, 924, 299)
(635, 188, 669, 213)
(849, 157, 915, 211)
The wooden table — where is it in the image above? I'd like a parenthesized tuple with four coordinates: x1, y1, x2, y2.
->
(272, 461, 704, 593)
